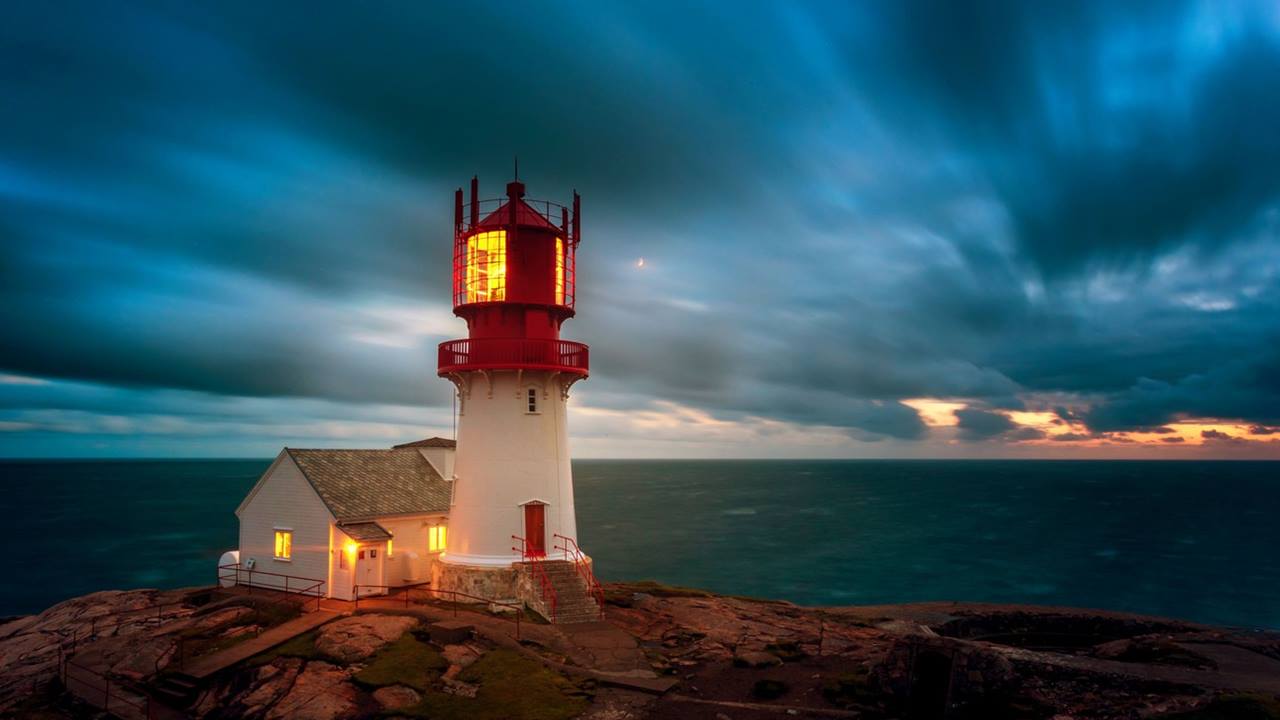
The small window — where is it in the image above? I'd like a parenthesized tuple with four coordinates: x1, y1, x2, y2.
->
(387, 539, 393, 557)
(429, 525, 448, 553)
(526, 387, 538, 413)
(370, 548, 377, 558)
(274, 530, 292, 560)
(339, 549, 348, 570)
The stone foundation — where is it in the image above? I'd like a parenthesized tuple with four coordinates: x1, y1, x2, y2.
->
(431, 561, 520, 602)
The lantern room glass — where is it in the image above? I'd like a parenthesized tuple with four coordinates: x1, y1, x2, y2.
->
(464, 230, 506, 303)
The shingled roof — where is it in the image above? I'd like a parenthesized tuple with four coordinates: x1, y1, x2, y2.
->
(285, 448, 450, 521)
(392, 437, 457, 449)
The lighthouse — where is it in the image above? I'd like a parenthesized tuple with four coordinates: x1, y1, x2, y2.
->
(434, 175, 600, 622)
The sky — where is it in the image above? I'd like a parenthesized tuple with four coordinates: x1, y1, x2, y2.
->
(2, 1, 1280, 459)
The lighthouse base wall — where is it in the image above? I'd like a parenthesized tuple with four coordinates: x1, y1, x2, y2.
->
(432, 561, 520, 602)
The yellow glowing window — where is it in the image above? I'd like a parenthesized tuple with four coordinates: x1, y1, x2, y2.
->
(429, 525, 447, 553)
(387, 539, 393, 557)
(274, 530, 292, 560)
(555, 237, 565, 305)
(465, 230, 506, 303)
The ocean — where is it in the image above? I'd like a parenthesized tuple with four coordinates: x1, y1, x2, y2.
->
(1, 459, 1276, 629)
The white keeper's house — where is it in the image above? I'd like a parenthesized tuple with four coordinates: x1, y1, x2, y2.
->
(228, 437, 456, 602)
(223, 174, 602, 623)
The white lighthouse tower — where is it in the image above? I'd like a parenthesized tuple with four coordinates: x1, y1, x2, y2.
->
(434, 176, 600, 623)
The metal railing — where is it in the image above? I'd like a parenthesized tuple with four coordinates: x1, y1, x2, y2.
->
(458, 197, 570, 235)
(352, 583, 524, 640)
(513, 535, 558, 623)
(438, 337, 589, 375)
(62, 652, 155, 718)
(553, 533, 606, 620)
(217, 563, 325, 611)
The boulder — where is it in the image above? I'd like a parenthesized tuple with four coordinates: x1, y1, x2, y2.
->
(428, 620, 474, 645)
(314, 615, 416, 663)
(733, 650, 783, 668)
(266, 661, 360, 720)
(373, 684, 421, 709)
(442, 643, 480, 668)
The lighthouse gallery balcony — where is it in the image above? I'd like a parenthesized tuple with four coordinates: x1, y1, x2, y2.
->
(438, 337, 589, 376)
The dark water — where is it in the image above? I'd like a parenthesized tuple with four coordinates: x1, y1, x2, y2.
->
(1, 460, 1276, 629)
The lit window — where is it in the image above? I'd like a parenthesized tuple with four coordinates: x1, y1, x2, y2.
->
(387, 539, 393, 557)
(274, 530, 292, 560)
(465, 230, 506, 303)
(526, 387, 538, 413)
(429, 525, 447, 553)
(555, 237, 565, 305)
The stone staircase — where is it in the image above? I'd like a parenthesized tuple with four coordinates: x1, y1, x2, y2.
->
(520, 560, 602, 625)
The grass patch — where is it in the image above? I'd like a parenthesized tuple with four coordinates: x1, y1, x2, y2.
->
(1161, 692, 1280, 719)
(396, 649, 589, 720)
(354, 634, 447, 691)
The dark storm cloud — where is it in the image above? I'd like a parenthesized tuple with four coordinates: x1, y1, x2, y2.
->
(955, 408, 1017, 442)
(2, 1, 1280, 453)
(851, 1, 1280, 274)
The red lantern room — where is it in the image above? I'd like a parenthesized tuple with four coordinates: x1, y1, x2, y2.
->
(437, 177, 589, 377)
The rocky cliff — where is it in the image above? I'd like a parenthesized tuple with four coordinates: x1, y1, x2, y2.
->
(2, 582, 1279, 719)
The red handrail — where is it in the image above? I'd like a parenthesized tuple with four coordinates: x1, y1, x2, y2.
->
(513, 535, 558, 623)
(438, 337, 589, 375)
(552, 534, 605, 619)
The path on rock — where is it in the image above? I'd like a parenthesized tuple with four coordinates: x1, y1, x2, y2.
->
(181, 609, 340, 680)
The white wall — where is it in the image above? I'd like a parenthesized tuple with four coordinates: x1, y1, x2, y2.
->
(237, 452, 335, 596)
(378, 514, 447, 586)
(444, 370, 578, 567)
(417, 447, 455, 480)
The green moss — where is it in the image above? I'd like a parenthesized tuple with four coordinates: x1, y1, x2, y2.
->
(395, 649, 589, 720)
(1162, 693, 1280, 720)
(354, 634, 447, 691)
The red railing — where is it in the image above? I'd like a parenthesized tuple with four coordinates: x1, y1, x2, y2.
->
(553, 534, 605, 620)
(217, 563, 325, 611)
(438, 337, 589, 375)
(513, 535, 558, 623)
(352, 583, 523, 640)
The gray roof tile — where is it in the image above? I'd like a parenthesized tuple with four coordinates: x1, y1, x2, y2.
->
(286, 448, 450, 521)
(392, 437, 457, 449)
(336, 521, 393, 542)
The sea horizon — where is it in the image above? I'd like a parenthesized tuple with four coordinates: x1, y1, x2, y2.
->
(3, 458, 1277, 631)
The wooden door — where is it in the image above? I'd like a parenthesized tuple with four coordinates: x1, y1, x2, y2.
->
(524, 503, 546, 557)
(355, 547, 384, 596)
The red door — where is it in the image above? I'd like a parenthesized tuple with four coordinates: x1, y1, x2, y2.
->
(524, 503, 546, 557)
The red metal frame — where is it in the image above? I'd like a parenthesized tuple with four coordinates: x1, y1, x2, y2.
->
(452, 189, 580, 312)
(438, 337, 588, 375)
(553, 533, 606, 620)
(513, 535, 558, 623)
(442, 176, 587, 379)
